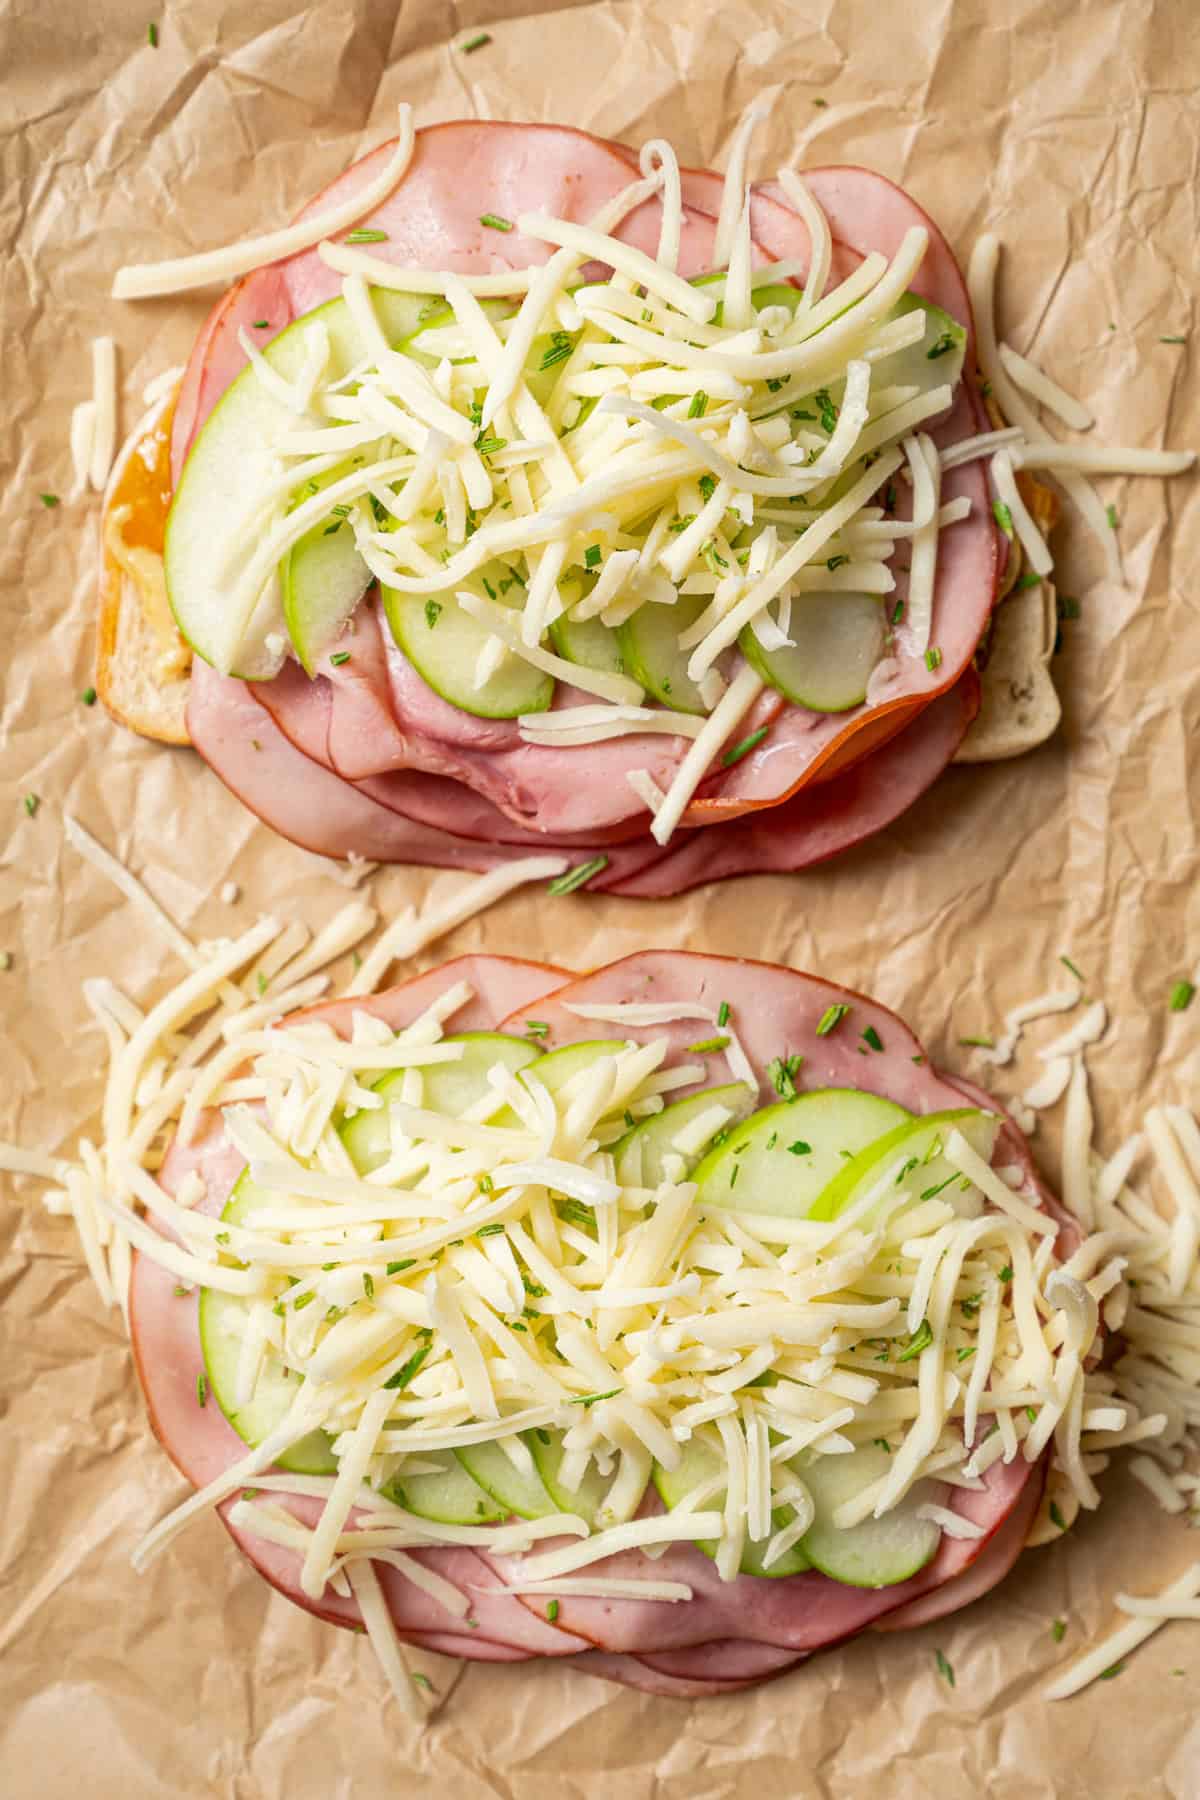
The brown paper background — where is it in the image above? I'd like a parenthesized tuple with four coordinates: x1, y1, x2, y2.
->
(2, 0, 1199, 1792)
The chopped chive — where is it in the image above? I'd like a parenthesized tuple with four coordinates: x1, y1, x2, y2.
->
(1106, 504, 1119, 529)
(363, 1272, 375, 1300)
(147, 21, 158, 46)
(569, 1389, 620, 1407)
(480, 213, 513, 232)
(584, 543, 602, 568)
(896, 1319, 933, 1363)
(729, 1162, 739, 1188)
(478, 1173, 494, 1195)
(935, 1649, 955, 1688)
(242, 1488, 258, 1501)
(548, 855, 609, 895)
(1049, 1499, 1068, 1531)
(956, 1345, 975, 1362)
(215, 1231, 231, 1246)
(687, 390, 709, 419)
(815, 387, 838, 433)
(1052, 1618, 1067, 1643)
(477, 1223, 505, 1237)
(920, 1175, 956, 1200)
(924, 646, 943, 672)
(717, 1000, 730, 1028)
(722, 725, 769, 767)
(474, 434, 507, 456)
(861, 1025, 883, 1052)
(384, 1336, 434, 1391)
(293, 1292, 315, 1312)
(328, 650, 351, 666)
(767, 1052, 803, 1100)
(322, 520, 342, 536)
(345, 228, 389, 245)
(1015, 571, 1042, 590)
(1170, 979, 1195, 1013)
(524, 1019, 549, 1037)
(540, 341, 574, 370)
(425, 599, 443, 630)
(256, 970, 268, 995)
(826, 553, 850, 571)
(411, 1672, 433, 1691)
(23, 794, 39, 818)
(698, 473, 717, 502)
(196, 1372, 208, 1407)
(992, 500, 1014, 538)
(1160, 334, 1187, 345)
(1057, 594, 1081, 620)
(927, 331, 958, 360)
(460, 31, 492, 51)
(816, 1003, 851, 1037)
(40, 493, 60, 508)
(173, 1284, 190, 1297)
(81, 687, 97, 705)
(999, 1264, 1013, 1283)
(686, 1034, 731, 1054)
(1098, 1661, 1125, 1680)
(960, 1292, 981, 1319)
(252, 319, 270, 329)
(787, 1140, 812, 1156)
(546, 1598, 560, 1621)
(812, 96, 828, 107)
(1060, 954, 1085, 982)
(958, 1035, 995, 1048)
(891, 599, 905, 625)
(386, 1259, 415, 1275)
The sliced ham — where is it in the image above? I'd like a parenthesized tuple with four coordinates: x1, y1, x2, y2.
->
(575, 1649, 763, 1698)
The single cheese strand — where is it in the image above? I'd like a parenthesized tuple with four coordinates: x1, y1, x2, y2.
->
(903, 432, 942, 651)
(1145, 1108, 1200, 1298)
(775, 169, 832, 315)
(638, 139, 683, 273)
(650, 664, 765, 845)
(112, 105, 415, 298)
(514, 1511, 725, 1583)
(722, 189, 756, 332)
(344, 1559, 426, 1719)
(1045, 1563, 1200, 1700)
(997, 342, 1094, 432)
(992, 449, 1054, 576)
(944, 1131, 1059, 1238)
(300, 1385, 394, 1597)
(346, 859, 566, 996)
(517, 212, 716, 325)
(1061, 1056, 1095, 1232)
(713, 95, 772, 266)
(319, 241, 540, 296)
(90, 337, 118, 491)
(1012, 441, 1195, 477)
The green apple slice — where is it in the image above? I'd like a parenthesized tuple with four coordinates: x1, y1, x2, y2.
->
(739, 590, 886, 713)
(612, 1082, 756, 1187)
(280, 457, 380, 674)
(382, 571, 554, 719)
(692, 1089, 910, 1222)
(548, 609, 626, 678)
(617, 591, 710, 714)
(340, 1030, 541, 1175)
(383, 1450, 504, 1525)
(652, 1433, 811, 1577)
(751, 286, 967, 406)
(455, 1436, 557, 1518)
(167, 288, 434, 679)
(527, 1429, 612, 1527)
(800, 1445, 942, 1587)
(199, 1171, 335, 1474)
(807, 1107, 1000, 1223)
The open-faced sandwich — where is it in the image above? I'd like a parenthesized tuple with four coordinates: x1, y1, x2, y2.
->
(91, 106, 1192, 894)
(14, 881, 1200, 1711)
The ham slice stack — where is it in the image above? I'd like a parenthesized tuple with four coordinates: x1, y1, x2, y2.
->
(175, 122, 1000, 894)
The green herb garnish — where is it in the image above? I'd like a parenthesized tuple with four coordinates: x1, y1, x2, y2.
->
(461, 31, 492, 51)
(548, 855, 608, 895)
(767, 1052, 803, 1100)
(1169, 980, 1195, 1013)
(687, 390, 709, 419)
(896, 1319, 933, 1362)
(345, 228, 388, 245)
(992, 500, 1014, 538)
(861, 1025, 883, 1052)
(569, 1389, 620, 1407)
(480, 212, 513, 232)
(816, 1003, 850, 1037)
(722, 726, 769, 767)
(424, 599, 443, 630)
(927, 331, 957, 360)
(384, 1335, 434, 1391)
(935, 1649, 955, 1687)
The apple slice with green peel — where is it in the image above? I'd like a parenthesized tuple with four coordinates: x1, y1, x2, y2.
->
(548, 609, 626, 679)
(739, 591, 887, 714)
(612, 1082, 756, 1187)
(383, 1449, 504, 1525)
(617, 590, 711, 714)
(800, 1445, 942, 1587)
(807, 1107, 1000, 1223)
(199, 1171, 336, 1474)
(490, 1038, 629, 1130)
(167, 288, 435, 679)
(692, 1089, 910, 1222)
(528, 1429, 612, 1527)
(652, 1434, 811, 1577)
(751, 285, 967, 408)
(280, 456, 381, 673)
(340, 1030, 542, 1175)
(382, 569, 554, 720)
(455, 1436, 558, 1518)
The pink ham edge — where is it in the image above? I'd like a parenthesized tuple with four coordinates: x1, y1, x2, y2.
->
(128, 954, 593, 1661)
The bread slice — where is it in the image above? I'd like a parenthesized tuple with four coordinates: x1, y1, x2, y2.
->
(96, 391, 192, 746)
